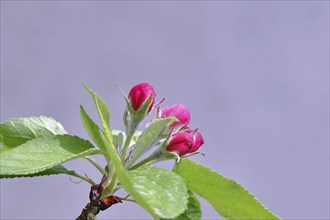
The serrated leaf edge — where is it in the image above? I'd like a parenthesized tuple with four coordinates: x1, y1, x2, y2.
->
(0, 169, 76, 179)
(0, 135, 98, 176)
(176, 160, 281, 219)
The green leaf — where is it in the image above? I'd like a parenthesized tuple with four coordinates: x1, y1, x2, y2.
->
(1, 165, 94, 184)
(82, 83, 111, 141)
(174, 159, 280, 220)
(126, 118, 177, 167)
(128, 166, 189, 219)
(169, 190, 201, 220)
(0, 135, 98, 176)
(100, 134, 188, 219)
(0, 165, 76, 179)
(80, 105, 106, 151)
(0, 116, 67, 148)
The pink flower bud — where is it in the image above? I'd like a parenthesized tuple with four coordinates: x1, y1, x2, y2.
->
(166, 130, 205, 156)
(187, 130, 205, 152)
(166, 131, 194, 156)
(160, 104, 190, 128)
(128, 83, 155, 112)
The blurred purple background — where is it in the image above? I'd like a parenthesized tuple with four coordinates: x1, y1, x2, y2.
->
(1, 1, 329, 219)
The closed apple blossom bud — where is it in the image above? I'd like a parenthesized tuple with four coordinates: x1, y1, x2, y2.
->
(128, 83, 155, 112)
(187, 130, 205, 152)
(166, 130, 194, 156)
(160, 104, 190, 129)
(166, 130, 205, 156)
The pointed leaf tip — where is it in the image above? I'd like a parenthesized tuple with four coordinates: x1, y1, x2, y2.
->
(174, 159, 280, 220)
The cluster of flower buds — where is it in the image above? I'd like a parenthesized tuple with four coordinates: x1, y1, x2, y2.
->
(159, 104, 204, 156)
(126, 83, 204, 157)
